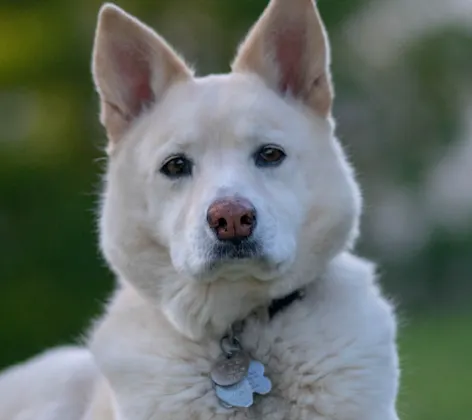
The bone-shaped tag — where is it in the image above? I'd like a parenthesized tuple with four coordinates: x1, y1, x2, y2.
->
(215, 378, 254, 408)
(246, 360, 272, 395)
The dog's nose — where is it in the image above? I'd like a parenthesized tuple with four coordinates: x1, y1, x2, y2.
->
(207, 197, 257, 241)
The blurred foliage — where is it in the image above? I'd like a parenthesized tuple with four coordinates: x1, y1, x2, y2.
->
(0, 1, 471, 419)
(398, 311, 472, 420)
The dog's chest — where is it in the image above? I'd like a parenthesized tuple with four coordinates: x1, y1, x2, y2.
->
(196, 298, 323, 419)
(99, 284, 374, 420)
(236, 302, 320, 418)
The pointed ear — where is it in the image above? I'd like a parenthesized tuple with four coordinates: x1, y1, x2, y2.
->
(231, 0, 333, 117)
(92, 4, 193, 149)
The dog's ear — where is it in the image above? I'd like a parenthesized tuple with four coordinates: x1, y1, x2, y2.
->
(231, 0, 332, 117)
(92, 3, 192, 150)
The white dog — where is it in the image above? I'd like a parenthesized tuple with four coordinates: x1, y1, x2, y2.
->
(0, 0, 400, 419)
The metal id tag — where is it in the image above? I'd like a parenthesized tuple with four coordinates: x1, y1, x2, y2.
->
(211, 351, 251, 387)
(246, 360, 272, 395)
(215, 378, 254, 408)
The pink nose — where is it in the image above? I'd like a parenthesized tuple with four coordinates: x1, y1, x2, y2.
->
(207, 197, 257, 241)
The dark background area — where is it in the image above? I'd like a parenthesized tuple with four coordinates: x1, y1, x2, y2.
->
(1, 1, 471, 419)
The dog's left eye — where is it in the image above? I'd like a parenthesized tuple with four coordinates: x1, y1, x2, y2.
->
(160, 155, 193, 179)
(254, 145, 286, 167)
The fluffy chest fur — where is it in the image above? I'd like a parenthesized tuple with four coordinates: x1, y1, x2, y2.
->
(88, 254, 399, 420)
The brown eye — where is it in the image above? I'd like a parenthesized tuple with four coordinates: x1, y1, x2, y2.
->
(160, 155, 193, 179)
(255, 145, 286, 167)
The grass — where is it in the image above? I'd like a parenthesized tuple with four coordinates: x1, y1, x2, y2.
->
(398, 311, 472, 420)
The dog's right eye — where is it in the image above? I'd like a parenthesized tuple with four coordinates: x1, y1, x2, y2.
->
(160, 155, 193, 179)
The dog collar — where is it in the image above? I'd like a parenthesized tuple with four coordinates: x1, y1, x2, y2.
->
(210, 288, 306, 410)
(268, 288, 306, 320)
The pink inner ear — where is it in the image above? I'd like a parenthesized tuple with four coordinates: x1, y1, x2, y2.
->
(275, 28, 305, 96)
(114, 45, 155, 116)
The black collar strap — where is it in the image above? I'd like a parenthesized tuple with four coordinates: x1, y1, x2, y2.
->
(268, 288, 305, 320)
(221, 288, 306, 352)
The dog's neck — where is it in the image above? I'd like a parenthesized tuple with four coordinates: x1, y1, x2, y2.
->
(115, 263, 322, 342)
(159, 275, 275, 341)
(155, 260, 322, 341)
(158, 278, 307, 342)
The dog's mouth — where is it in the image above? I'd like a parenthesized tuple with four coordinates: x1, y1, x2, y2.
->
(186, 238, 287, 283)
(213, 239, 260, 259)
(205, 239, 263, 271)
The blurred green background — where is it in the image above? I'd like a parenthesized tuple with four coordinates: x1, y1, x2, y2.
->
(0, 0, 471, 419)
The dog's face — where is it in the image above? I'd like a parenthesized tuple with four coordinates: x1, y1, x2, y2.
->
(92, 0, 361, 338)
(137, 75, 310, 282)
(123, 74, 358, 283)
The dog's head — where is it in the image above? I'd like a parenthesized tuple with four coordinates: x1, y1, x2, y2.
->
(92, 0, 361, 339)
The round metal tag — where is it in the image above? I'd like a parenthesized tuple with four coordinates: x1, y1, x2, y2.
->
(210, 351, 250, 387)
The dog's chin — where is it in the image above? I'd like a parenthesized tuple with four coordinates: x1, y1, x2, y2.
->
(183, 241, 290, 283)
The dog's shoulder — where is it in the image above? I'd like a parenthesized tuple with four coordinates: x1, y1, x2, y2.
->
(243, 253, 399, 419)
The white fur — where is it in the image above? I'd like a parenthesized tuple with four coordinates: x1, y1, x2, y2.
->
(0, 1, 400, 419)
